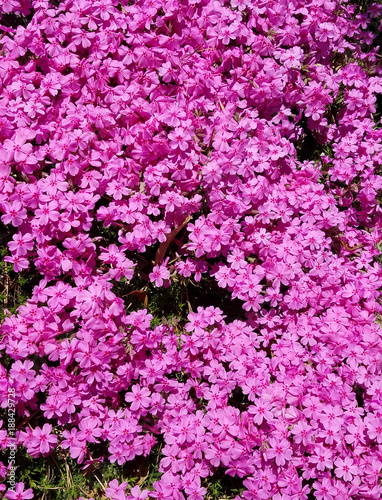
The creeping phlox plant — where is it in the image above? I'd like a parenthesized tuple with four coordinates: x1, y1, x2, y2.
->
(1, 0, 382, 498)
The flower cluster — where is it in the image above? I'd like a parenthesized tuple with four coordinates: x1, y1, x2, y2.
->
(1, 0, 382, 498)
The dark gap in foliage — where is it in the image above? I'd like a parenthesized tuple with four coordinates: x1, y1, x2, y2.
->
(187, 278, 247, 323)
(0, 10, 34, 29)
(204, 467, 245, 500)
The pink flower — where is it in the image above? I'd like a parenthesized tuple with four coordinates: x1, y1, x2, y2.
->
(158, 62, 176, 83)
(3, 254, 29, 272)
(248, 401, 274, 425)
(61, 429, 87, 463)
(313, 478, 337, 500)
(334, 457, 358, 482)
(1, 201, 27, 227)
(29, 424, 58, 455)
(367, 416, 382, 443)
(168, 128, 190, 151)
(149, 264, 170, 287)
(266, 438, 293, 466)
(125, 385, 151, 411)
(5, 483, 34, 500)
(105, 479, 128, 500)
(127, 485, 149, 500)
(46, 282, 74, 310)
(8, 233, 34, 256)
(309, 445, 333, 471)
(1, 132, 32, 162)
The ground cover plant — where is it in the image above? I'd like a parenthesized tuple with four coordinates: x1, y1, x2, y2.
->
(1, 0, 382, 498)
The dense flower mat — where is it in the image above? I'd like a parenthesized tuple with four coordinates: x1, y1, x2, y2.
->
(1, 0, 382, 498)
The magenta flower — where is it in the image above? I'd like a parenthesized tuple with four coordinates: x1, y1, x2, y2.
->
(125, 385, 151, 411)
(309, 445, 333, 471)
(126, 485, 149, 499)
(105, 479, 128, 500)
(149, 264, 170, 287)
(334, 457, 358, 482)
(3, 254, 29, 272)
(367, 416, 382, 443)
(79, 417, 102, 443)
(46, 282, 74, 310)
(266, 438, 293, 466)
(61, 429, 87, 463)
(1, 131, 32, 162)
(313, 478, 337, 500)
(248, 401, 273, 425)
(29, 424, 58, 456)
(8, 233, 34, 256)
(1, 202, 27, 227)
(5, 483, 33, 500)
(168, 128, 190, 151)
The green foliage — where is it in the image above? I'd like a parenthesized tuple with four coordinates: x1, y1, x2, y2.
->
(204, 469, 245, 500)
(206, 478, 224, 500)
(3, 448, 145, 500)
(139, 443, 163, 490)
(98, 462, 135, 487)
(0, 245, 41, 321)
(349, 0, 382, 14)
(6, 452, 93, 500)
(0, 10, 34, 30)
(187, 275, 245, 322)
(147, 277, 188, 320)
(374, 93, 382, 129)
(90, 220, 120, 243)
(329, 84, 345, 121)
(0, 436, 168, 500)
